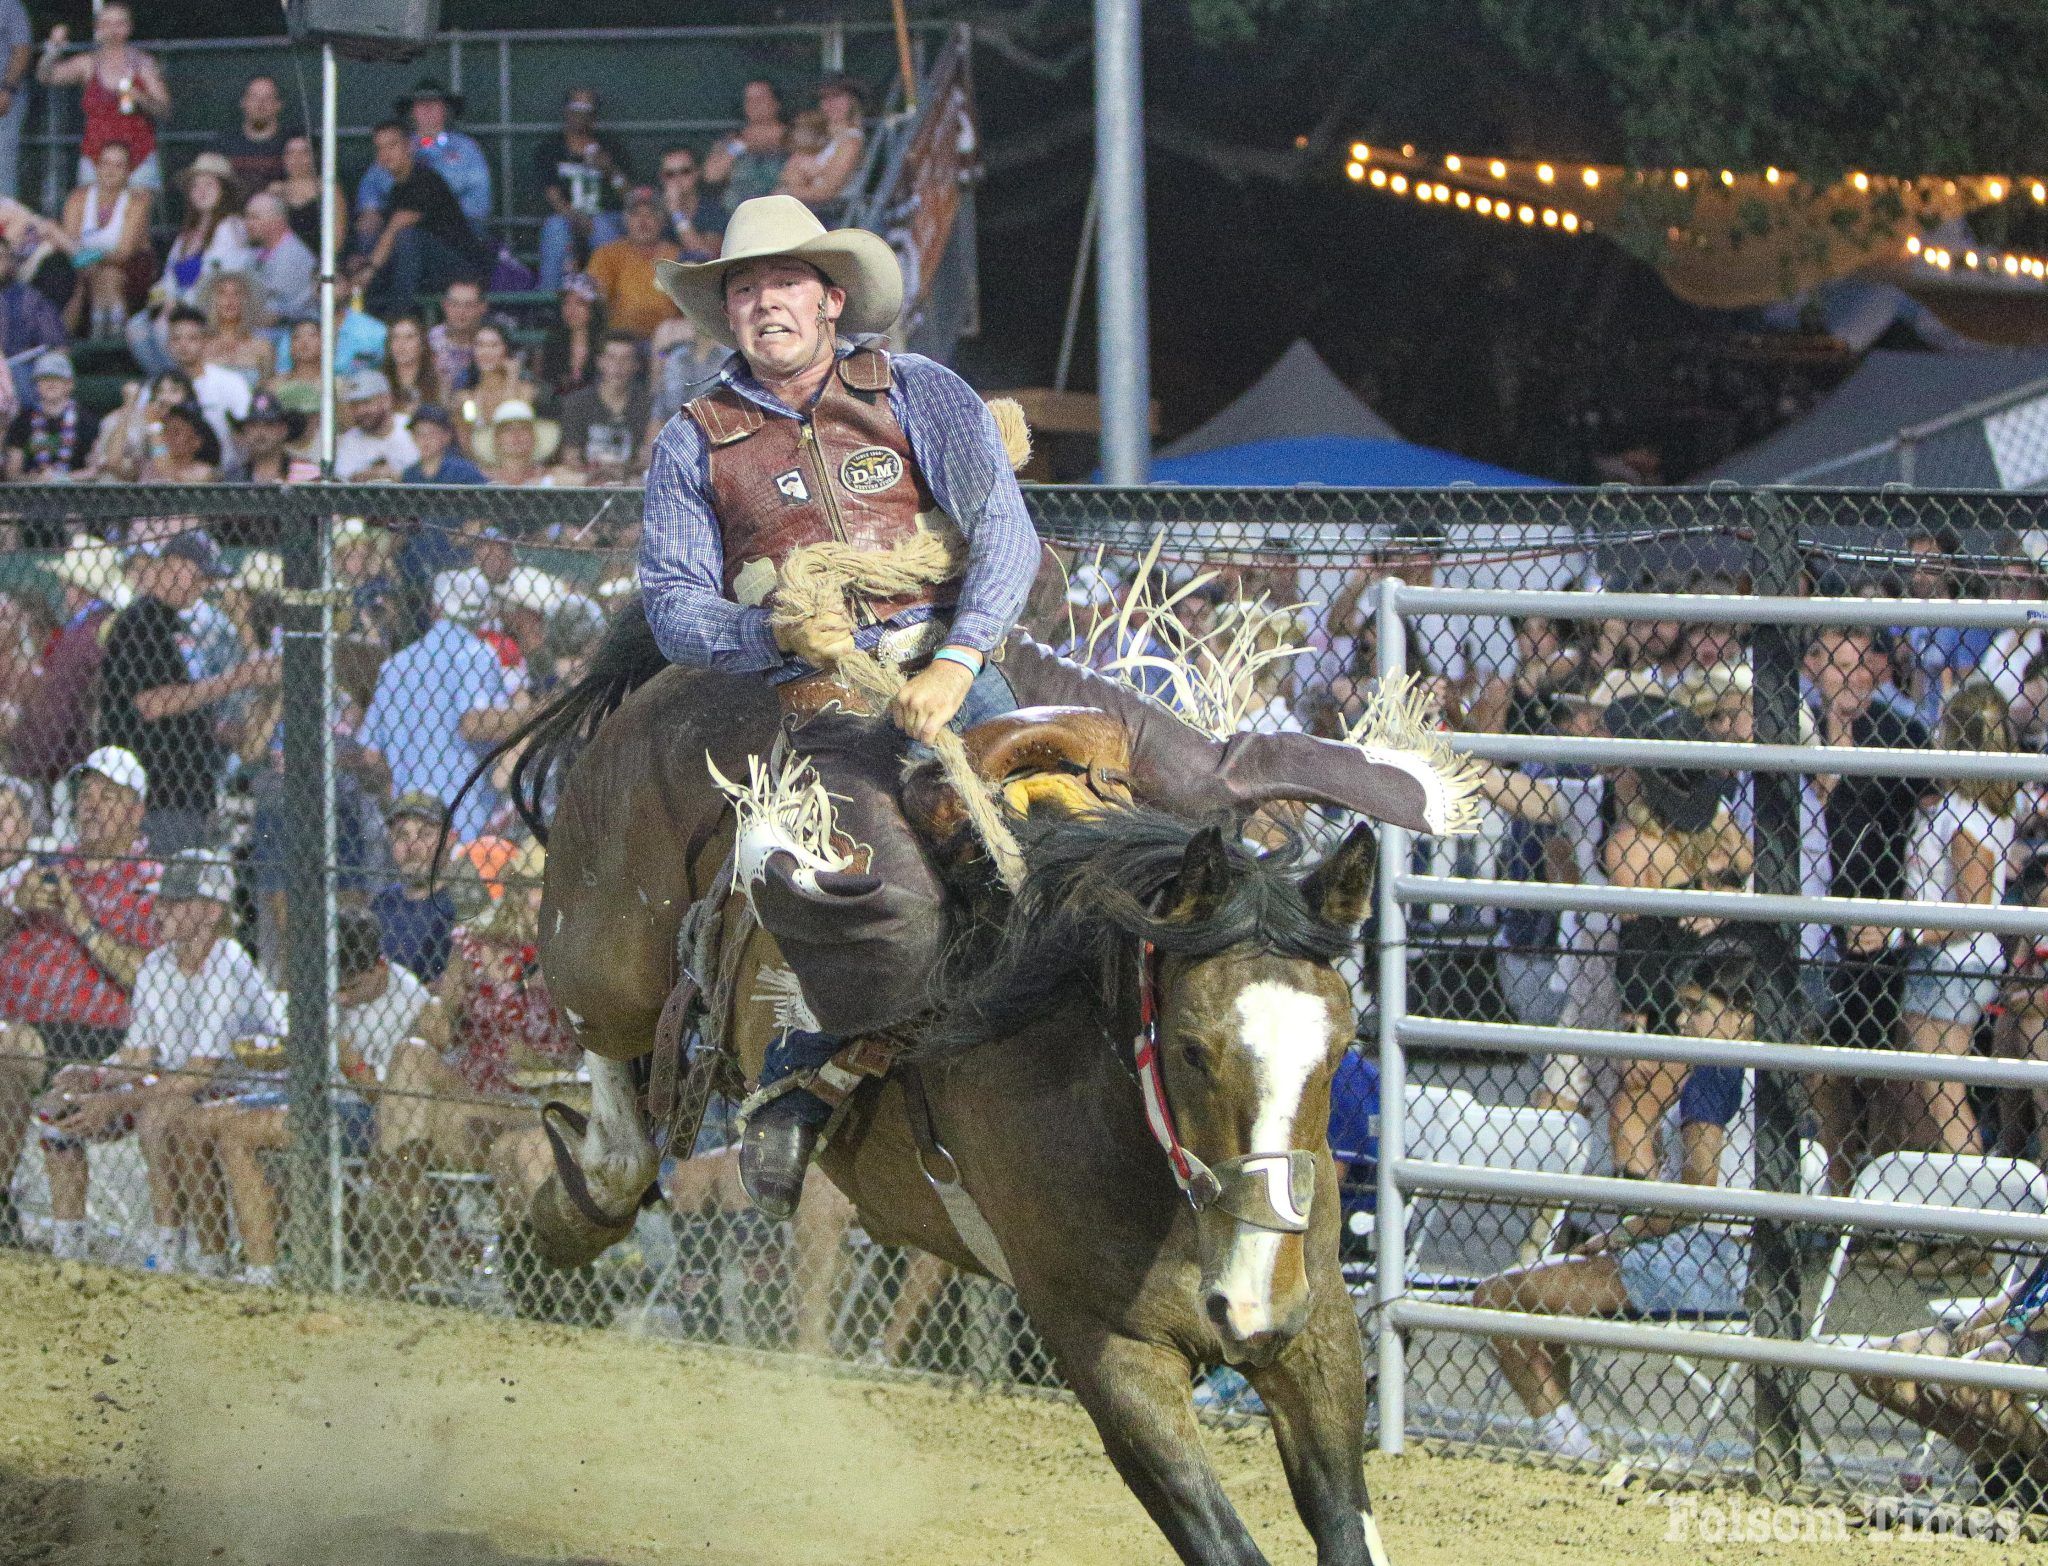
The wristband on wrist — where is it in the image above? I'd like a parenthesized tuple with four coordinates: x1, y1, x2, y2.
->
(931, 645, 983, 676)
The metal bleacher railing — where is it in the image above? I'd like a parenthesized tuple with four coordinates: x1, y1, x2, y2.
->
(3, 480, 2047, 1523)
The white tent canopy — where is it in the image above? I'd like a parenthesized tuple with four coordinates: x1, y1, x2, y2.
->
(1162, 339, 1399, 457)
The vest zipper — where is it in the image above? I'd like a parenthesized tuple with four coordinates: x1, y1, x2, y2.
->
(800, 418, 876, 627)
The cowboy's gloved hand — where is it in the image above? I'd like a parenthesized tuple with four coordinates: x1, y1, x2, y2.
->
(773, 608, 856, 669)
(891, 659, 975, 746)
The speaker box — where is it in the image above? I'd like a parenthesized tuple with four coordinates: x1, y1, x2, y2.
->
(285, 0, 440, 63)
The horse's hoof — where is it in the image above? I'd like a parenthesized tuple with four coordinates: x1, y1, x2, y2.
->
(526, 1174, 638, 1270)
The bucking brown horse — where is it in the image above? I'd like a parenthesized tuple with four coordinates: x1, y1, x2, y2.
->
(491, 601, 1395, 1566)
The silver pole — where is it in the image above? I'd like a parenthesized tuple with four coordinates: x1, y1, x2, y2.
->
(317, 44, 337, 474)
(1401, 1015, 2048, 1093)
(1092, 0, 1148, 484)
(1454, 731, 2048, 782)
(1393, 1303, 2048, 1400)
(1396, 874, 2048, 936)
(1396, 1160, 2048, 1246)
(316, 44, 342, 1288)
(1373, 575, 1408, 1455)
(1390, 584, 2047, 631)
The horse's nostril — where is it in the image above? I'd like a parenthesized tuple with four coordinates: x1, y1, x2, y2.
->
(1204, 1292, 1232, 1328)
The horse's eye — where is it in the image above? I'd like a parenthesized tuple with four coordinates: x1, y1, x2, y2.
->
(1179, 1040, 1213, 1075)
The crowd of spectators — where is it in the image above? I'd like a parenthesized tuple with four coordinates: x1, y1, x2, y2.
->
(0, 8, 875, 482)
(0, 505, 618, 1320)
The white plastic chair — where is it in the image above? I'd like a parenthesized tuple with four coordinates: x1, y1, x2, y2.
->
(1341, 1081, 1474, 1249)
(1408, 1101, 1591, 1294)
(1810, 1152, 2048, 1340)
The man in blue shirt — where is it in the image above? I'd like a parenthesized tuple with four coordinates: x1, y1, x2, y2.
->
(356, 78, 492, 237)
(361, 591, 510, 843)
(640, 196, 1460, 1217)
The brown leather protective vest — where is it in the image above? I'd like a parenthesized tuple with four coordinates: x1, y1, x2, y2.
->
(685, 347, 951, 628)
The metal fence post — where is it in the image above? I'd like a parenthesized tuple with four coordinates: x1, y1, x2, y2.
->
(1748, 490, 1808, 1492)
(1373, 575, 1410, 1455)
(280, 504, 337, 1288)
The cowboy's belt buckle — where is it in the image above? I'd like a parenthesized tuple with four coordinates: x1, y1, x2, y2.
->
(875, 620, 946, 670)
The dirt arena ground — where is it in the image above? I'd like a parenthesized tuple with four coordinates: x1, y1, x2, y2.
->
(0, 1255, 2040, 1566)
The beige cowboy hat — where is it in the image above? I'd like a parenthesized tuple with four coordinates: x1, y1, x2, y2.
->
(653, 193, 902, 350)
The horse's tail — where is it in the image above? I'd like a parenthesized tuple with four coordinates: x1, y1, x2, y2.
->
(449, 592, 669, 848)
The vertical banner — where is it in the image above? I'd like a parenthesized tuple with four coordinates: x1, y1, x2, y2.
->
(875, 33, 979, 346)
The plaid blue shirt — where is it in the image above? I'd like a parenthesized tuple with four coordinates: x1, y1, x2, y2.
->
(639, 343, 1038, 678)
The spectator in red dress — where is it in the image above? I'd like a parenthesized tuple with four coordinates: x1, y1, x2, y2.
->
(0, 745, 160, 1242)
(35, 4, 169, 191)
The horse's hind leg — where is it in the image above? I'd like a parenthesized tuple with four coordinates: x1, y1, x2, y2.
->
(1047, 1323, 1270, 1566)
(1243, 1284, 1389, 1566)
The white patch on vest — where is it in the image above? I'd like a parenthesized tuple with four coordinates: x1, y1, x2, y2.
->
(773, 467, 809, 503)
(839, 444, 903, 494)
(733, 557, 779, 608)
(1206, 980, 1333, 1341)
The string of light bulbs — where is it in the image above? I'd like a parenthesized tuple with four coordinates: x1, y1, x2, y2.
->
(1342, 140, 2048, 287)
(1345, 156, 1590, 233)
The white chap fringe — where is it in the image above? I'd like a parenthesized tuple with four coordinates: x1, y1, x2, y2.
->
(705, 750, 859, 908)
(754, 966, 823, 1033)
(1345, 672, 1485, 838)
(1079, 535, 1311, 740)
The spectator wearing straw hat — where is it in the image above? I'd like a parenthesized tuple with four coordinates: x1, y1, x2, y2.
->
(5, 352, 95, 482)
(36, 848, 275, 1269)
(476, 399, 565, 488)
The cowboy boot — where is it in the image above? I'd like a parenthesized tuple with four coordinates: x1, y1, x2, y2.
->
(995, 636, 1465, 834)
(738, 1095, 820, 1221)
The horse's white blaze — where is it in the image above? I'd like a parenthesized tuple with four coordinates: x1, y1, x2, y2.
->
(1208, 981, 1331, 1340)
(581, 1051, 656, 1212)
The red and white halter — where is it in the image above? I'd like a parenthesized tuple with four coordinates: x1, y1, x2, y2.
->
(1130, 941, 1316, 1233)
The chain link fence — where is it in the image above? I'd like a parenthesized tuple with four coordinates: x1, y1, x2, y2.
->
(1, 481, 2046, 1521)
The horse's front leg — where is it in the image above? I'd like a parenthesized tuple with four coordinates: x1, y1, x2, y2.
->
(1242, 1279, 1390, 1566)
(1040, 1318, 1270, 1566)
(580, 1049, 658, 1213)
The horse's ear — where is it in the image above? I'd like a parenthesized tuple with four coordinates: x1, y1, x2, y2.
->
(1303, 823, 1376, 932)
(1162, 824, 1232, 923)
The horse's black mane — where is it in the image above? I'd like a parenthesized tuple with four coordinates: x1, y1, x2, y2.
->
(449, 594, 668, 849)
(928, 809, 1353, 1054)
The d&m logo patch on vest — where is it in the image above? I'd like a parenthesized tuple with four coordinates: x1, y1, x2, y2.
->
(773, 468, 810, 504)
(839, 445, 904, 495)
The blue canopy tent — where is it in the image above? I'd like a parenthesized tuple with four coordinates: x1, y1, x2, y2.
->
(1142, 433, 1557, 488)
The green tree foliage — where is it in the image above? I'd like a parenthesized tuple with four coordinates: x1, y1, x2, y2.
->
(1186, 0, 2048, 173)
